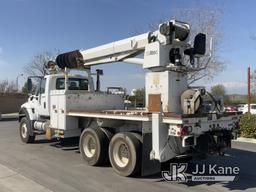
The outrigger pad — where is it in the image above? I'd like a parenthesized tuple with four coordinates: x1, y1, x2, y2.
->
(56, 50, 83, 69)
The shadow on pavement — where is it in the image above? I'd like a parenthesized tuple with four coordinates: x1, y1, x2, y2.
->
(50, 137, 80, 151)
(33, 138, 58, 144)
(34, 136, 256, 191)
(0, 117, 18, 121)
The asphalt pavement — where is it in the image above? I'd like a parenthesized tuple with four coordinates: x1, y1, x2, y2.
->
(0, 120, 255, 192)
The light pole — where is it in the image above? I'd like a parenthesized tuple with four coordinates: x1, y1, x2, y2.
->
(16, 73, 23, 93)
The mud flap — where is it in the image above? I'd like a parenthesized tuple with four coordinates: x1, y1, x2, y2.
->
(141, 133, 161, 176)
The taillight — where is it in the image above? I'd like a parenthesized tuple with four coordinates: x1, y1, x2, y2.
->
(176, 125, 188, 136)
(181, 126, 189, 136)
(169, 124, 191, 137)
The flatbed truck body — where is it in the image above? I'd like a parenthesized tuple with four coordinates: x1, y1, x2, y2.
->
(19, 19, 240, 177)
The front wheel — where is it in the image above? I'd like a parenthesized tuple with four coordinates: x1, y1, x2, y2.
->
(19, 117, 35, 143)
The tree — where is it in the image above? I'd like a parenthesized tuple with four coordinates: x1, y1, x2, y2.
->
(147, 7, 225, 85)
(128, 88, 145, 107)
(0, 80, 8, 92)
(133, 88, 145, 98)
(211, 84, 226, 96)
(5, 81, 16, 93)
(0, 80, 17, 93)
(24, 51, 59, 76)
(22, 81, 28, 94)
(210, 84, 231, 105)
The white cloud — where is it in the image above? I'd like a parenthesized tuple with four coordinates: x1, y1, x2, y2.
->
(203, 81, 247, 94)
(203, 81, 247, 89)
(221, 82, 247, 89)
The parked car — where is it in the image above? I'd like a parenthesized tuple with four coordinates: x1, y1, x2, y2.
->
(242, 104, 256, 114)
(237, 104, 245, 112)
(224, 105, 237, 112)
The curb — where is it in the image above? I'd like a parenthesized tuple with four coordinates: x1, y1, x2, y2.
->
(233, 137, 256, 144)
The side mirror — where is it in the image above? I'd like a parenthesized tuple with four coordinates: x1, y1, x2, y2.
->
(27, 78, 32, 94)
(96, 69, 103, 91)
(96, 69, 103, 75)
(193, 33, 206, 55)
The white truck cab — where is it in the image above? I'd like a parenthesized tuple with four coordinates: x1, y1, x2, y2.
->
(21, 73, 92, 119)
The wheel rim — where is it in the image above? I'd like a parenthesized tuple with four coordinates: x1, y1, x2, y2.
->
(21, 122, 28, 138)
(113, 140, 130, 168)
(83, 134, 96, 158)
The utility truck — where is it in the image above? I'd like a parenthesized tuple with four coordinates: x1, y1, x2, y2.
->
(19, 20, 240, 177)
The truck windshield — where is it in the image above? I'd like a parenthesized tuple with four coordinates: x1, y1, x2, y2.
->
(56, 78, 88, 90)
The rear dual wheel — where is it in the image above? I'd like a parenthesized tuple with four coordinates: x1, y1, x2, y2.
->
(79, 127, 112, 166)
(80, 129, 142, 177)
(109, 133, 142, 177)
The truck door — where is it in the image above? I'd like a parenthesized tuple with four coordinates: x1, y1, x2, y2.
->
(37, 78, 49, 117)
(29, 77, 49, 118)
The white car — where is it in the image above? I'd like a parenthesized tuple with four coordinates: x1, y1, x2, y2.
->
(242, 104, 256, 114)
(237, 104, 245, 112)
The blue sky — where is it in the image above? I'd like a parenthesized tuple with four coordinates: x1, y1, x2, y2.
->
(0, 0, 255, 94)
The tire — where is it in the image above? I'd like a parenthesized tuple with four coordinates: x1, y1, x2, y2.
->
(79, 128, 110, 166)
(109, 132, 142, 177)
(100, 127, 113, 141)
(19, 117, 35, 143)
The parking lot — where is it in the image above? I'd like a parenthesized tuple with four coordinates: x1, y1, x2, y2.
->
(0, 120, 255, 192)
